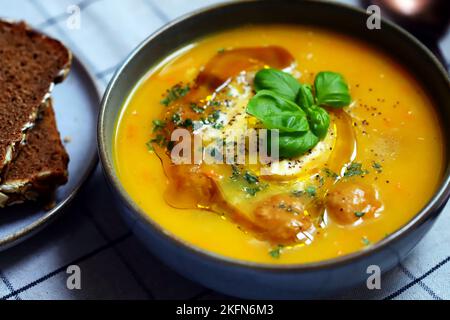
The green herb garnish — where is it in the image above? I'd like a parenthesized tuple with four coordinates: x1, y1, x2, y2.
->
(247, 90, 309, 133)
(254, 68, 301, 101)
(355, 211, 365, 218)
(297, 85, 330, 139)
(181, 118, 193, 129)
(148, 134, 167, 148)
(246, 68, 351, 158)
(318, 175, 325, 187)
(314, 71, 351, 108)
(145, 140, 154, 152)
(230, 166, 266, 196)
(207, 110, 224, 129)
(274, 130, 319, 158)
(152, 119, 165, 132)
(344, 162, 369, 177)
(269, 245, 284, 259)
(230, 165, 241, 180)
(305, 186, 317, 197)
(361, 237, 371, 246)
(292, 185, 317, 198)
(160, 83, 190, 106)
(243, 186, 263, 197)
(323, 168, 339, 180)
(210, 100, 221, 107)
(372, 161, 383, 173)
(171, 113, 182, 125)
(305, 105, 330, 139)
(190, 103, 204, 113)
(212, 122, 224, 129)
(243, 171, 259, 184)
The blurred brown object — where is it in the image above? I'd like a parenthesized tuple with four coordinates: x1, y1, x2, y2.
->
(362, 0, 449, 64)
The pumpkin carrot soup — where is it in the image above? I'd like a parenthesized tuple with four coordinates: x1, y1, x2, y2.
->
(113, 25, 444, 264)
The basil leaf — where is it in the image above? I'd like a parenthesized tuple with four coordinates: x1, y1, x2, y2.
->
(254, 68, 300, 101)
(297, 84, 315, 109)
(296, 85, 329, 139)
(306, 105, 330, 139)
(271, 130, 319, 158)
(314, 71, 351, 108)
(246, 90, 309, 132)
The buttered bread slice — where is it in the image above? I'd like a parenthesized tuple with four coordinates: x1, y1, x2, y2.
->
(0, 20, 71, 178)
(0, 100, 69, 207)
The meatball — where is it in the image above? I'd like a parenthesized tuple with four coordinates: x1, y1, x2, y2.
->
(326, 181, 382, 225)
(165, 164, 216, 209)
(252, 194, 313, 244)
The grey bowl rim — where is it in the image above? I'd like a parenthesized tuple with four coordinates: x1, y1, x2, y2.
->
(98, 0, 450, 272)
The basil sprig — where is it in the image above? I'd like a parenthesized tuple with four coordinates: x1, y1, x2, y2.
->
(314, 71, 351, 107)
(276, 131, 319, 158)
(254, 68, 300, 101)
(296, 85, 330, 139)
(247, 68, 351, 158)
(246, 90, 309, 132)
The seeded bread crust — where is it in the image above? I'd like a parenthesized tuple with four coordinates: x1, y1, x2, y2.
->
(0, 100, 69, 207)
(0, 20, 72, 178)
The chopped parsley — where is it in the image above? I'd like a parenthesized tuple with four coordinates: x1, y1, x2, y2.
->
(152, 119, 165, 132)
(230, 165, 241, 180)
(160, 83, 190, 106)
(147, 134, 167, 149)
(361, 237, 371, 246)
(198, 110, 224, 129)
(344, 162, 369, 177)
(243, 186, 264, 197)
(190, 103, 205, 113)
(230, 165, 266, 197)
(212, 122, 224, 129)
(210, 100, 221, 107)
(323, 168, 339, 180)
(171, 113, 182, 125)
(243, 171, 259, 184)
(318, 176, 325, 187)
(180, 118, 193, 129)
(291, 186, 316, 198)
(354, 211, 365, 218)
(209, 110, 221, 122)
(269, 245, 284, 259)
(145, 140, 154, 152)
(305, 186, 317, 197)
(372, 161, 383, 173)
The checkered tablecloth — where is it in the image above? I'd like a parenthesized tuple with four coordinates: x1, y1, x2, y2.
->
(0, 0, 449, 300)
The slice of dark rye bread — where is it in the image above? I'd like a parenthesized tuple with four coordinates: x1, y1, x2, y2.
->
(0, 20, 71, 178)
(0, 99, 69, 207)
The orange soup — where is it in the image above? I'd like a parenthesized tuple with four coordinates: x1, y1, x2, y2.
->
(114, 25, 444, 264)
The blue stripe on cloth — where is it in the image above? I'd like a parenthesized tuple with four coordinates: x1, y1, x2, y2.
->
(0, 232, 132, 300)
(145, 0, 170, 23)
(384, 256, 450, 300)
(399, 264, 442, 300)
(81, 204, 155, 299)
(0, 271, 21, 300)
